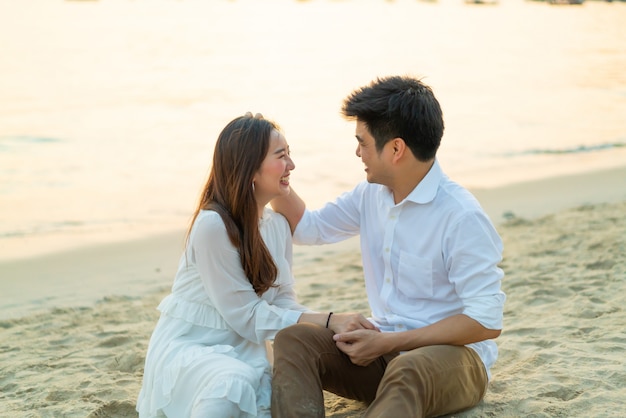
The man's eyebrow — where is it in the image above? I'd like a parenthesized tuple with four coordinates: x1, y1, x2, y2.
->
(355, 135, 364, 143)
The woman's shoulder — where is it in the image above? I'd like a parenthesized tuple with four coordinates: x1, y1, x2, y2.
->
(261, 209, 293, 244)
(192, 210, 229, 235)
(192, 208, 290, 238)
(188, 210, 235, 254)
(263, 208, 290, 231)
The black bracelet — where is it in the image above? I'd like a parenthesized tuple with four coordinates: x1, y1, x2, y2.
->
(325, 312, 333, 328)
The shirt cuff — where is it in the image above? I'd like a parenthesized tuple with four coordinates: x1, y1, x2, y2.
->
(283, 309, 303, 328)
(463, 292, 506, 330)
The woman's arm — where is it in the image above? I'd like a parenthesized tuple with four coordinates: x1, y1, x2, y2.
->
(193, 213, 302, 343)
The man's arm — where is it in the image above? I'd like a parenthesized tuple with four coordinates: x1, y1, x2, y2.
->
(333, 314, 501, 366)
(271, 188, 306, 234)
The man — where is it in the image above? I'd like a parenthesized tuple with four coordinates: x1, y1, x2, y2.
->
(270, 75, 506, 417)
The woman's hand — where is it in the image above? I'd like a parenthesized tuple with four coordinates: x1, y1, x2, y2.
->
(328, 312, 379, 334)
(244, 111, 264, 119)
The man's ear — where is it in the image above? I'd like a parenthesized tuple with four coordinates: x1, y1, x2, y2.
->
(390, 138, 408, 163)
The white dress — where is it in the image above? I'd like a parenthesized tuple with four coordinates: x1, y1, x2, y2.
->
(136, 209, 308, 418)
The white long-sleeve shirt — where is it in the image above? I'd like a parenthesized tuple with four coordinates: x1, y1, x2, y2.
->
(293, 160, 506, 377)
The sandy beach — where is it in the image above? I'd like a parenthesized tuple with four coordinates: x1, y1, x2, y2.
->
(1, 166, 625, 417)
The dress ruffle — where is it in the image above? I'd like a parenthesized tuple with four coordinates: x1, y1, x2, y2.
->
(141, 343, 238, 417)
(157, 294, 228, 329)
(196, 373, 261, 417)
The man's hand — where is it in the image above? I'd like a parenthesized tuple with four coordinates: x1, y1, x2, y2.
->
(333, 329, 391, 366)
(333, 314, 502, 367)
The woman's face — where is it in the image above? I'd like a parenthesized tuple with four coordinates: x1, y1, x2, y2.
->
(253, 130, 295, 209)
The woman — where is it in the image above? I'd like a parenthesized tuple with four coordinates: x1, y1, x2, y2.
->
(136, 113, 373, 418)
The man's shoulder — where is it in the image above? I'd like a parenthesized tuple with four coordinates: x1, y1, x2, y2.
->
(435, 177, 485, 215)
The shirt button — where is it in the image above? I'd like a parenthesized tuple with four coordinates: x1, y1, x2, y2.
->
(384, 247, 390, 253)
(385, 277, 391, 283)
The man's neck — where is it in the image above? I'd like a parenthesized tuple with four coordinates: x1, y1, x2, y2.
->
(389, 159, 435, 204)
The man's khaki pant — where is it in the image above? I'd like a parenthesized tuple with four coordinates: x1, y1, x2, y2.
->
(271, 323, 488, 418)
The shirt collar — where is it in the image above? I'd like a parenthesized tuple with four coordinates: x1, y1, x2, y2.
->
(403, 159, 443, 205)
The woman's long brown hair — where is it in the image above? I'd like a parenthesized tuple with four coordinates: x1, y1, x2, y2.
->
(187, 116, 279, 295)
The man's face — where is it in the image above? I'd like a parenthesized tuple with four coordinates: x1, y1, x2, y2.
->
(354, 120, 391, 185)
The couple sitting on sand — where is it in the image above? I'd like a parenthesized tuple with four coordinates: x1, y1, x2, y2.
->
(136, 75, 506, 418)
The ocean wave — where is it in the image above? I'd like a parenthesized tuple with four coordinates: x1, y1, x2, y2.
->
(0, 136, 62, 152)
(504, 141, 626, 156)
(0, 221, 85, 239)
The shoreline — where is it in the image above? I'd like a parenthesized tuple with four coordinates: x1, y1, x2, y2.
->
(3, 163, 626, 261)
(1, 165, 625, 320)
(470, 164, 626, 223)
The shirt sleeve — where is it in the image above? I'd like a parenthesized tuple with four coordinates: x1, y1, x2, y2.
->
(271, 280, 310, 312)
(444, 210, 506, 330)
(293, 184, 364, 245)
(190, 213, 303, 344)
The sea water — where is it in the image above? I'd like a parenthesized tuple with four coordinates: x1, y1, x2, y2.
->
(1, 0, 625, 260)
